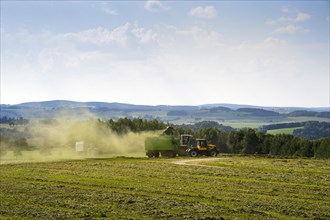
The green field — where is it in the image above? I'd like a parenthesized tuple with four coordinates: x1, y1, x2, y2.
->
(1, 156, 329, 219)
(266, 127, 304, 135)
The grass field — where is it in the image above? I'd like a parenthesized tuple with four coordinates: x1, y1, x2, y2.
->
(0, 156, 329, 219)
(266, 127, 304, 135)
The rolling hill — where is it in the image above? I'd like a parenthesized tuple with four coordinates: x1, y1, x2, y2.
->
(0, 100, 329, 127)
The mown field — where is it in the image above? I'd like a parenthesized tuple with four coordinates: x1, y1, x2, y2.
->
(0, 156, 329, 219)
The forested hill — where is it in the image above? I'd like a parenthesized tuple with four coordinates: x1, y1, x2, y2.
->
(236, 108, 280, 117)
(287, 110, 330, 118)
(0, 100, 329, 122)
(1, 100, 328, 111)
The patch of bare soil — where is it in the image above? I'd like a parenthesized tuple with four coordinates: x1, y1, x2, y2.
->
(172, 157, 225, 168)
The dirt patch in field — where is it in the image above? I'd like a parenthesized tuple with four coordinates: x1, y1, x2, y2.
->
(172, 157, 226, 168)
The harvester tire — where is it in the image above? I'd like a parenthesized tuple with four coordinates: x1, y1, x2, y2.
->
(167, 151, 176, 158)
(210, 150, 217, 157)
(146, 151, 153, 158)
(190, 150, 198, 157)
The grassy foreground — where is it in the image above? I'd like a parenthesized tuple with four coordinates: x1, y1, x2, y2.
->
(0, 156, 329, 219)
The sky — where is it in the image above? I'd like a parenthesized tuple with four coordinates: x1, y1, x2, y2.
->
(1, 1, 329, 107)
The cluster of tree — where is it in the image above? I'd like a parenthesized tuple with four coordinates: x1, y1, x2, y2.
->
(101, 118, 168, 134)
(171, 126, 328, 158)
(236, 108, 280, 117)
(260, 121, 330, 140)
(0, 116, 29, 126)
(99, 118, 329, 158)
(293, 121, 330, 140)
(180, 121, 234, 133)
(260, 122, 305, 132)
(183, 127, 329, 158)
(209, 107, 234, 112)
(0, 135, 34, 157)
(167, 110, 188, 116)
(0, 126, 33, 157)
(287, 110, 330, 118)
(1, 117, 329, 159)
(193, 107, 281, 118)
(227, 129, 329, 158)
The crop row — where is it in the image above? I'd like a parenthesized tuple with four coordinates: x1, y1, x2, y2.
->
(1, 156, 329, 219)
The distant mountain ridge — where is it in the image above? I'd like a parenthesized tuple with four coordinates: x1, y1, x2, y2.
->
(0, 100, 329, 121)
(2, 100, 328, 112)
(16, 100, 158, 111)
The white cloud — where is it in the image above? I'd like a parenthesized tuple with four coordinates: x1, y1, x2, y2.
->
(175, 26, 222, 48)
(131, 26, 157, 43)
(99, 2, 118, 16)
(1, 22, 328, 106)
(103, 7, 118, 16)
(188, 6, 217, 19)
(266, 17, 289, 25)
(55, 23, 159, 47)
(263, 37, 287, 46)
(295, 12, 311, 22)
(265, 19, 276, 25)
(273, 24, 309, 34)
(266, 12, 311, 25)
(281, 6, 289, 13)
(231, 37, 287, 51)
(57, 23, 131, 47)
(144, 0, 168, 12)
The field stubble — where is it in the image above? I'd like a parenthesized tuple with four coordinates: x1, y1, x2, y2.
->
(0, 156, 329, 219)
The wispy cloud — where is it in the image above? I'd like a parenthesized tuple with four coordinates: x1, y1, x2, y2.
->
(231, 37, 287, 51)
(103, 8, 118, 16)
(144, 0, 168, 12)
(281, 6, 289, 13)
(175, 26, 222, 48)
(266, 12, 311, 25)
(263, 37, 287, 46)
(131, 23, 157, 43)
(295, 12, 311, 22)
(101, 2, 118, 16)
(188, 6, 217, 19)
(59, 24, 131, 47)
(267, 10, 311, 35)
(273, 24, 309, 34)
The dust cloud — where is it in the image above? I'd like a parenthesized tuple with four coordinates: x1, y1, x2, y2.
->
(0, 114, 160, 163)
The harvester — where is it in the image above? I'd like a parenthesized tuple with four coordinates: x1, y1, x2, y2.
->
(145, 126, 218, 158)
(145, 127, 193, 158)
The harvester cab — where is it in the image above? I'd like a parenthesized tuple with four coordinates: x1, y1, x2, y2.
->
(197, 139, 208, 151)
(178, 134, 194, 156)
(181, 135, 192, 145)
(187, 139, 218, 157)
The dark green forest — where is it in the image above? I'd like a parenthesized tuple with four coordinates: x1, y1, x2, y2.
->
(293, 121, 330, 140)
(100, 118, 330, 158)
(1, 117, 329, 158)
(0, 116, 29, 126)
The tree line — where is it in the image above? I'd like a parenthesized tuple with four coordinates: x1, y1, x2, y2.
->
(1, 117, 329, 158)
(287, 110, 330, 118)
(0, 116, 29, 126)
(293, 121, 330, 140)
(260, 122, 305, 131)
(101, 118, 329, 158)
(260, 121, 330, 140)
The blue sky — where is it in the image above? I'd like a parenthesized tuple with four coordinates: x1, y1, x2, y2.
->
(1, 1, 329, 107)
